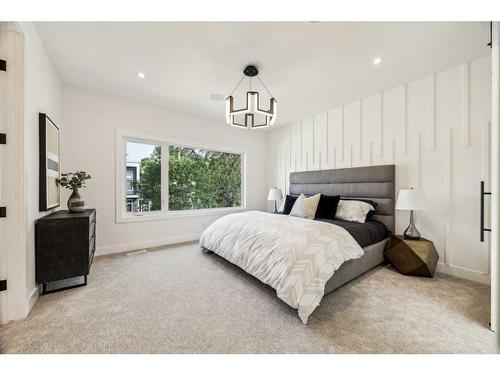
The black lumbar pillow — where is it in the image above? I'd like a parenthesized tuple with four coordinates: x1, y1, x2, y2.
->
(282, 195, 299, 215)
(315, 194, 341, 220)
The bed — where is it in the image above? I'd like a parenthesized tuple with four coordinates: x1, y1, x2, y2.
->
(200, 164, 395, 322)
(289, 165, 395, 294)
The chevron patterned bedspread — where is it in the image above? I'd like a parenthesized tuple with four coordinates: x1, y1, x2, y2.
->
(199, 211, 363, 323)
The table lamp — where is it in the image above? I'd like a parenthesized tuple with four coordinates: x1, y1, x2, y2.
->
(396, 188, 427, 240)
(267, 187, 282, 213)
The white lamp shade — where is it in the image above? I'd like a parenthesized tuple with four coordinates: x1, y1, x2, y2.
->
(267, 188, 282, 201)
(396, 189, 428, 210)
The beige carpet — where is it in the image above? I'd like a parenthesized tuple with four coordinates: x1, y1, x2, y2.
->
(0, 241, 498, 354)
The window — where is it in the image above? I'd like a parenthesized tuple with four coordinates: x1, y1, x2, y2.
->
(117, 132, 245, 222)
(168, 145, 241, 210)
(125, 141, 162, 213)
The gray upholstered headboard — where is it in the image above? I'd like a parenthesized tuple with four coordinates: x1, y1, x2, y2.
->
(289, 165, 395, 233)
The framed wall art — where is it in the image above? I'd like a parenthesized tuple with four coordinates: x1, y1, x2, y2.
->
(39, 113, 60, 211)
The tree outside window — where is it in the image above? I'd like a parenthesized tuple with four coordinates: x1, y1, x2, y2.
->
(125, 141, 242, 213)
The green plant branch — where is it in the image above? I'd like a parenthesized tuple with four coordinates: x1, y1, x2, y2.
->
(56, 171, 92, 190)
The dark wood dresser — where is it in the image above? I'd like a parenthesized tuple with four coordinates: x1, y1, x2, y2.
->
(35, 209, 96, 294)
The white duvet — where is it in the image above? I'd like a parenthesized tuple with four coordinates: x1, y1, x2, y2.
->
(199, 211, 363, 323)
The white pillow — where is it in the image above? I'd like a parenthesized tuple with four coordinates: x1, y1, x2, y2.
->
(289, 193, 321, 219)
(335, 200, 375, 223)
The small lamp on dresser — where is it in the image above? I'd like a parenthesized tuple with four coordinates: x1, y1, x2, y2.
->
(396, 188, 427, 240)
(267, 187, 282, 213)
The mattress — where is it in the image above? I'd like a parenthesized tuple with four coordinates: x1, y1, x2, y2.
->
(315, 218, 388, 247)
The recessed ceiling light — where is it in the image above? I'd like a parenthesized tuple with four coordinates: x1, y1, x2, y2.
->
(209, 93, 224, 101)
(137, 71, 146, 79)
(373, 57, 382, 65)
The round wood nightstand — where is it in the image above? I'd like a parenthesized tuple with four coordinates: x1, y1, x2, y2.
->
(384, 235, 439, 277)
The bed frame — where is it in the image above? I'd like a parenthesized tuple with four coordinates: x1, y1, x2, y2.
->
(288, 164, 395, 294)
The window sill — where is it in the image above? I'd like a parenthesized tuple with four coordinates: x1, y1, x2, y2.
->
(116, 206, 247, 224)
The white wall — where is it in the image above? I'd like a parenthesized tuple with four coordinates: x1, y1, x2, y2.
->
(18, 22, 62, 317)
(268, 55, 492, 284)
(61, 86, 268, 255)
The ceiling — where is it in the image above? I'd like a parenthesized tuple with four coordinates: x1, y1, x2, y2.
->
(35, 22, 491, 127)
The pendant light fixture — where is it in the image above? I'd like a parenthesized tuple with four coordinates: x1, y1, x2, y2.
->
(226, 65, 277, 129)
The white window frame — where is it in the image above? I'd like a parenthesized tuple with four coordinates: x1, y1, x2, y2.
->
(115, 130, 246, 223)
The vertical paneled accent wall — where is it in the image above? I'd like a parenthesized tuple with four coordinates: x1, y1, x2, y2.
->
(268, 55, 491, 283)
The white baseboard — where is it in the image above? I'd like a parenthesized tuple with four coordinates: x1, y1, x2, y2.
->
(95, 234, 200, 257)
(27, 286, 39, 315)
(436, 263, 490, 284)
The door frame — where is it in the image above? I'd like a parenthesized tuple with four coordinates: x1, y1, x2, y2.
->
(0, 22, 6, 324)
(0, 22, 27, 324)
(491, 22, 500, 339)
